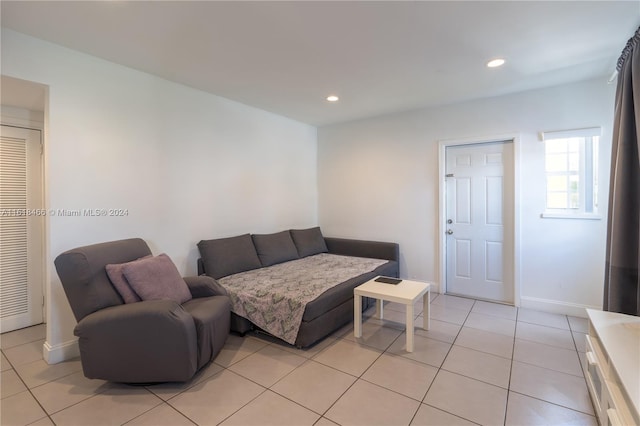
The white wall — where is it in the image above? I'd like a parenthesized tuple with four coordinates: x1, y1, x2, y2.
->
(318, 78, 615, 316)
(1, 29, 318, 362)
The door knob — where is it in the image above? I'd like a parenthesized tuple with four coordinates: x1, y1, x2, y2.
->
(447, 229, 453, 235)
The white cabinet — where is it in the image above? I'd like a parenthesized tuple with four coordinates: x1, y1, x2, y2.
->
(586, 309, 640, 426)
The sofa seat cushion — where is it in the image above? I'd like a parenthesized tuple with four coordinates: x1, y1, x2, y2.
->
(219, 254, 388, 345)
(302, 260, 397, 322)
(182, 296, 231, 369)
(290, 227, 328, 258)
(198, 234, 262, 279)
(252, 231, 299, 267)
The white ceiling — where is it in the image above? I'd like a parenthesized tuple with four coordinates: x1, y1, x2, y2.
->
(1, 1, 639, 126)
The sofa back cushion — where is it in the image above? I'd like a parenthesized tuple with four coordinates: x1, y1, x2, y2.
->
(290, 227, 328, 258)
(252, 231, 300, 267)
(198, 234, 262, 279)
(122, 254, 192, 304)
(54, 238, 152, 322)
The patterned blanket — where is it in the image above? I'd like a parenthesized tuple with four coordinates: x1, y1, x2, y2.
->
(218, 253, 387, 344)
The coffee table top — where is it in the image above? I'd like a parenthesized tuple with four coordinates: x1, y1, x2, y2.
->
(354, 276, 430, 304)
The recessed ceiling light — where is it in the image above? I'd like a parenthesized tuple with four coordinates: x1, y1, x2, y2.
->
(326, 95, 339, 102)
(487, 58, 505, 68)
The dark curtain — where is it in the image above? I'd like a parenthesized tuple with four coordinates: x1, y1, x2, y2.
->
(604, 26, 640, 315)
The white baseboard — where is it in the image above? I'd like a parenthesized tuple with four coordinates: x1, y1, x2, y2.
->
(43, 339, 79, 364)
(520, 296, 600, 318)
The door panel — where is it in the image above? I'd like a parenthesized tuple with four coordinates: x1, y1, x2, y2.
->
(455, 239, 471, 278)
(485, 176, 503, 225)
(456, 178, 471, 223)
(485, 241, 503, 282)
(445, 141, 514, 303)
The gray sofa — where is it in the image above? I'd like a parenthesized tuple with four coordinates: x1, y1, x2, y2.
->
(197, 227, 399, 348)
(54, 238, 231, 383)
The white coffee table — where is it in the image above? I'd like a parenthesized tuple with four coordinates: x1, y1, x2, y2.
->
(354, 276, 430, 352)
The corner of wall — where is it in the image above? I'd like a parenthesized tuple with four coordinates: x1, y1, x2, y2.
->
(43, 338, 79, 365)
(519, 296, 599, 318)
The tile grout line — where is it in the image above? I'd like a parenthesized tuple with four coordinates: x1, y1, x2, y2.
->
(506, 311, 597, 423)
(115, 396, 165, 426)
(316, 330, 392, 421)
(170, 368, 271, 426)
(507, 389, 598, 418)
(2, 306, 597, 426)
(337, 297, 454, 423)
(419, 402, 484, 425)
(263, 352, 359, 421)
(315, 303, 440, 424)
(409, 295, 479, 426)
(1, 346, 56, 426)
(122, 401, 198, 426)
(503, 303, 520, 426)
(571, 315, 598, 419)
(222, 334, 368, 423)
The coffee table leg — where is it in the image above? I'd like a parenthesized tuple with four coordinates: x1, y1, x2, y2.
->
(354, 294, 362, 338)
(406, 304, 414, 352)
(375, 299, 384, 320)
(423, 290, 430, 330)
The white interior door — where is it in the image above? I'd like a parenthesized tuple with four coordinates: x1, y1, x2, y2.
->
(445, 141, 514, 303)
(1, 125, 44, 332)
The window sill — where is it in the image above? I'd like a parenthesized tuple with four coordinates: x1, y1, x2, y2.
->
(540, 212, 602, 220)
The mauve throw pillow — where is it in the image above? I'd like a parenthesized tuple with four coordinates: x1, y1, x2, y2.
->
(290, 227, 328, 258)
(105, 255, 151, 303)
(122, 254, 192, 304)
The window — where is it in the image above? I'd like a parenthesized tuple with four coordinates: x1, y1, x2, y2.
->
(542, 127, 600, 218)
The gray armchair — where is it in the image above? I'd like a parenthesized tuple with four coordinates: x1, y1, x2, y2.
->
(54, 238, 230, 383)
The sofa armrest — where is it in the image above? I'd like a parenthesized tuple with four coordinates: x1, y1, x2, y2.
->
(74, 300, 198, 382)
(324, 237, 399, 262)
(184, 275, 228, 298)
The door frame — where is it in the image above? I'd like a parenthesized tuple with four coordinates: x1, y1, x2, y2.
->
(0, 120, 46, 333)
(437, 133, 521, 306)
(1, 107, 47, 330)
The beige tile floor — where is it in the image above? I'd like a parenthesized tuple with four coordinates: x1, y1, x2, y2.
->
(1, 294, 596, 426)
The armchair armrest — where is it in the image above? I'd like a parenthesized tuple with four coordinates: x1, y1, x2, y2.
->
(74, 300, 198, 382)
(184, 275, 228, 298)
(325, 237, 399, 262)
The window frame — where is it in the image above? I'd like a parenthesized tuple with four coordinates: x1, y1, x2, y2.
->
(540, 127, 601, 220)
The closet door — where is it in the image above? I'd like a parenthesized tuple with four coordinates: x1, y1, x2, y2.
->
(1, 125, 44, 332)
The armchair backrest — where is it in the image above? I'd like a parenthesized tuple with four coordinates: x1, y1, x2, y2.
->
(54, 238, 152, 322)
